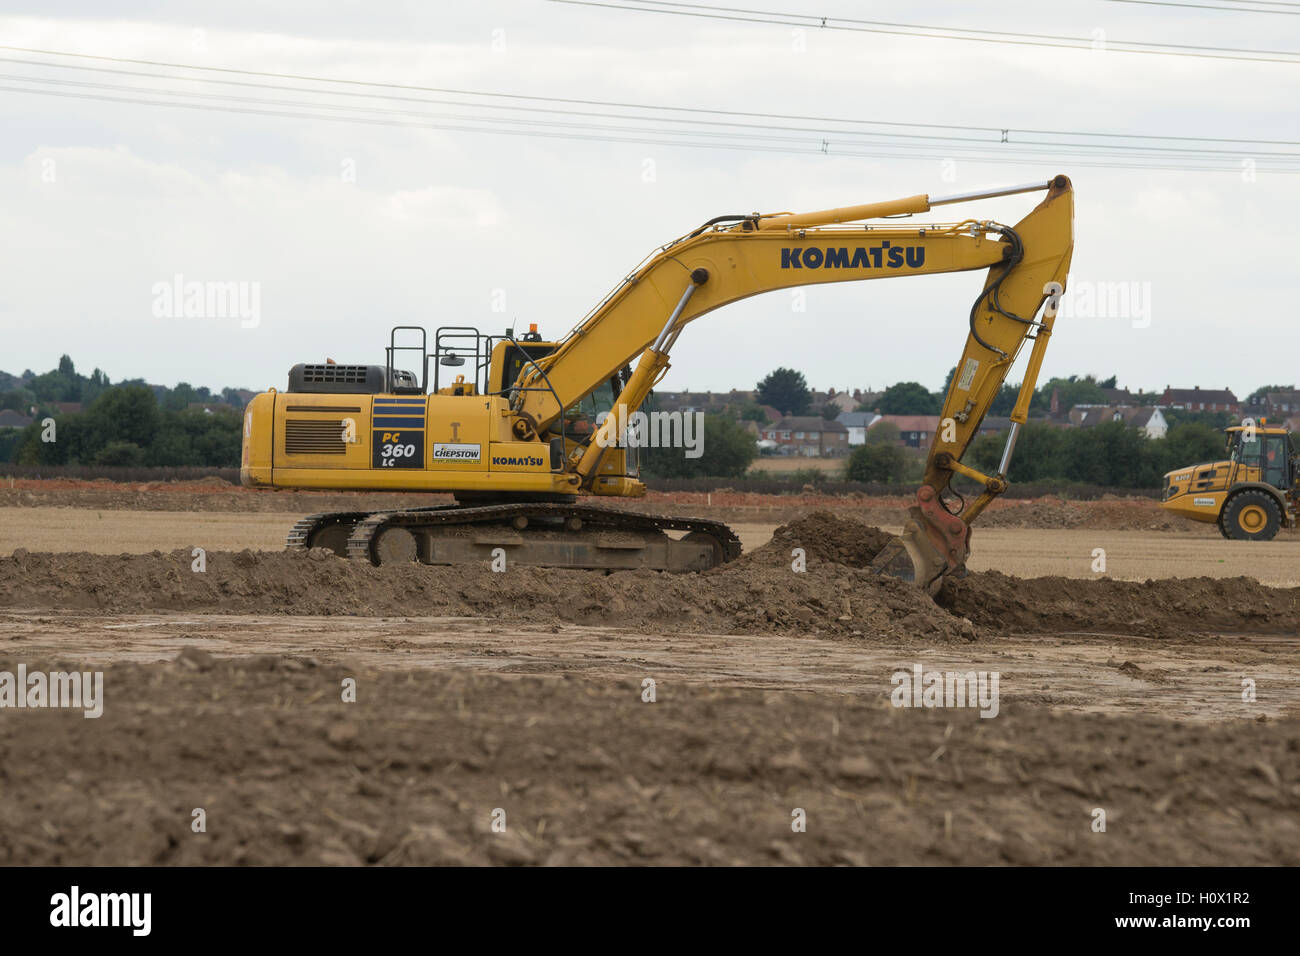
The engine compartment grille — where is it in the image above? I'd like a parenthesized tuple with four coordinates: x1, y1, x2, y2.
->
(284, 419, 347, 455)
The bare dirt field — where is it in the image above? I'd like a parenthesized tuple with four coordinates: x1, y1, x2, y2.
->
(0, 482, 1296, 866)
(2, 509, 1292, 584)
(748, 456, 846, 474)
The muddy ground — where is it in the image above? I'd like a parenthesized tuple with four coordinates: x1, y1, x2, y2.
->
(3, 660, 1296, 866)
(0, 500, 1296, 866)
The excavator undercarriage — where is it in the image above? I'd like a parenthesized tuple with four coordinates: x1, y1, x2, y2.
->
(288, 501, 740, 572)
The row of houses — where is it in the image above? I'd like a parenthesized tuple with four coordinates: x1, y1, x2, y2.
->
(756, 413, 1019, 456)
(756, 392, 1300, 458)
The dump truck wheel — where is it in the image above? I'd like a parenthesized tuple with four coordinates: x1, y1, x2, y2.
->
(1221, 490, 1282, 541)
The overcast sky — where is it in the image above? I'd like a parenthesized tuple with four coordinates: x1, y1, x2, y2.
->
(1, 0, 1296, 398)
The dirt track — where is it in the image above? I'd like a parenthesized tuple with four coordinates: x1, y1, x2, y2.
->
(0, 490, 1296, 866)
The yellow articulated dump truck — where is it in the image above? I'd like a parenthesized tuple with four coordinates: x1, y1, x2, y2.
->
(1161, 423, 1298, 540)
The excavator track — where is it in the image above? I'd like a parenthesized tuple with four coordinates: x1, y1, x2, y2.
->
(285, 504, 459, 552)
(287, 503, 741, 572)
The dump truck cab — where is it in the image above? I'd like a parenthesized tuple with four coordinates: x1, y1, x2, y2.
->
(1160, 424, 1298, 540)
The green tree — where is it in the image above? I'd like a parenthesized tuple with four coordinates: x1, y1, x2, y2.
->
(865, 420, 901, 445)
(756, 368, 810, 416)
(93, 440, 146, 466)
(846, 442, 907, 482)
(0, 388, 35, 412)
(877, 381, 939, 415)
(84, 385, 160, 451)
(1156, 423, 1227, 472)
(1031, 374, 1109, 413)
(163, 382, 199, 411)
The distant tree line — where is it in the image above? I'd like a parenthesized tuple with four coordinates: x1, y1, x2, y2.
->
(1, 354, 248, 417)
(1, 356, 249, 466)
(9, 385, 242, 468)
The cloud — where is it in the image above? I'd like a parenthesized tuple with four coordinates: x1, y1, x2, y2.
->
(0, 3, 1295, 396)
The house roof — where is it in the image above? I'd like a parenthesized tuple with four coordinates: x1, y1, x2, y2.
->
(836, 411, 879, 428)
(1069, 405, 1164, 428)
(0, 409, 33, 428)
(870, 414, 942, 433)
(771, 416, 847, 432)
(1161, 387, 1238, 405)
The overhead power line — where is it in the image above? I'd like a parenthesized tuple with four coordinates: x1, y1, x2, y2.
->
(1, 42, 1296, 145)
(1, 45, 1295, 174)
(549, 0, 1300, 62)
(1104, 0, 1300, 12)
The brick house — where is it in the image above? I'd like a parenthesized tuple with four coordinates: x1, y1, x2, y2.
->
(760, 416, 850, 456)
(869, 414, 942, 449)
(1068, 405, 1168, 439)
(834, 411, 879, 446)
(0, 409, 34, 429)
(1159, 386, 1239, 415)
(1244, 389, 1300, 423)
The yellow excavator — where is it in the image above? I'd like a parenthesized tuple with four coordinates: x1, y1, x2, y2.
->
(241, 174, 1075, 592)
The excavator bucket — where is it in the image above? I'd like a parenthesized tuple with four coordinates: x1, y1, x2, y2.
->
(869, 506, 965, 596)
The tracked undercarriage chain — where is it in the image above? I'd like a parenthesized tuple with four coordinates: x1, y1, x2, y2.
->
(338, 502, 742, 566)
(284, 504, 460, 551)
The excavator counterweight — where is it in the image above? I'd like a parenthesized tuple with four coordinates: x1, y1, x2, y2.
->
(242, 175, 1075, 593)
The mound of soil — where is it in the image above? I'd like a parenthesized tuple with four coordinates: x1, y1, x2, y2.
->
(744, 510, 895, 569)
(3, 511, 1293, 641)
(977, 496, 1196, 533)
(941, 571, 1300, 637)
(0, 540, 971, 643)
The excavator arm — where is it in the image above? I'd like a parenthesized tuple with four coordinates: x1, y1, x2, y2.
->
(516, 174, 1075, 591)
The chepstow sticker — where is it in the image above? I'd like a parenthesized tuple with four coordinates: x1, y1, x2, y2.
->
(0, 665, 102, 718)
(780, 244, 925, 270)
(433, 442, 481, 461)
(1193, 497, 1216, 507)
(50, 886, 151, 936)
